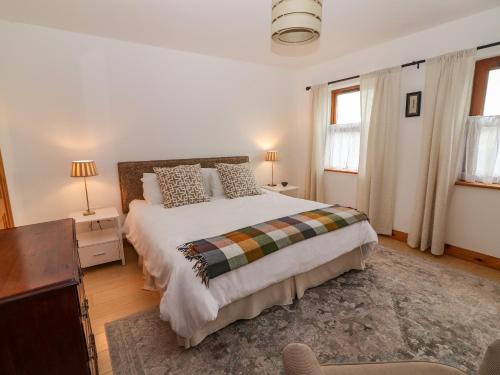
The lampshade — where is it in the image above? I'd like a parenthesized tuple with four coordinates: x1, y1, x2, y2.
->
(271, 0, 322, 45)
(71, 160, 98, 177)
(265, 150, 279, 162)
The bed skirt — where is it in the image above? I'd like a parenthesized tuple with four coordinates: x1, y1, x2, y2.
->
(168, 243, 374, 348)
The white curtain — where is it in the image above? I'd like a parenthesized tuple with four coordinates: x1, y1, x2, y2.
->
(305, 84, 329, 202)
(357, 67, 401, 235)
(324, 123, 360, 171)
(462, 115, 500, 184)
(408, 49, 476, 255)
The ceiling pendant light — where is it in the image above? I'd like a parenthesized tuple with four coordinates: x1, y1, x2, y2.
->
(271, 0, 322, 45)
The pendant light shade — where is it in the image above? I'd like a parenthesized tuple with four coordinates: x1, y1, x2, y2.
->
(271, 0, 322, 45)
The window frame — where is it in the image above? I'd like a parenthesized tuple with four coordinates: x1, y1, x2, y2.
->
(325, 84, 361, 174)
(457, 55, 500, 189)
(469, 55, 500, 116)
(330, 85, 360, 125)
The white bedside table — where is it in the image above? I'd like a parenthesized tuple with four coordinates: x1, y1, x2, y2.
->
(262, 184, 299, 196)
(68, 207, 125, 268)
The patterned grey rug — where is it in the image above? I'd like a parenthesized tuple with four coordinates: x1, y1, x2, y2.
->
(105, 246, 500, 375)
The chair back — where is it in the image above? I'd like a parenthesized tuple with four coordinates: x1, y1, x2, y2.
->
(478, 340, 500, 375)
(282, 343, 322, 375)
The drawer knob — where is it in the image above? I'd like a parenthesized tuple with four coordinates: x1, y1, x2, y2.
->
(88, 334, 96, 360)
(81, 298, 89, 318)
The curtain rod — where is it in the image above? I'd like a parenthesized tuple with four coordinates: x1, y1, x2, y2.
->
(305, 40, 500, 91)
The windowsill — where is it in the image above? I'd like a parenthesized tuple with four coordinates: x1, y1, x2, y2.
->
(324, 168, 358, 175)
(455, 180, 500, 191)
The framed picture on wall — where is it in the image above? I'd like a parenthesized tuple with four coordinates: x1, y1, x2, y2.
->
(405, 91, 421, 117)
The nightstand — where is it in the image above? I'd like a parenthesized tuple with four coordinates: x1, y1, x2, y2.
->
(262, 184, 299, 196)
(68, 207, 125, 268)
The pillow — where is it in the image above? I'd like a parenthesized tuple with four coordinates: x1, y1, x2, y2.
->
(141, 173, 163, 205)
(142, 168, 212, 204)
(208, 168, 225, 197)
(215, 163, 262, 199)
(200, 168, 212, 196)
(153, 164, 210, 208)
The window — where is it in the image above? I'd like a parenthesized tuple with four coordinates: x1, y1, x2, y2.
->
(324, 85, 361, 172)
(483, 69, 500, 116)
(461, 56, 500, 187)
(470, 56, 500, 116)
(331, 86, 361, 124)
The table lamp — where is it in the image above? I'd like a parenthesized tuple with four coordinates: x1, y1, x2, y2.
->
(265, 150, 279, 186)
(71, 160, 97, 216)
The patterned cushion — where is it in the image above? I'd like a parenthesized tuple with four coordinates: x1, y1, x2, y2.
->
(153, 164, 210, 208)
(215, 163, 262, 199)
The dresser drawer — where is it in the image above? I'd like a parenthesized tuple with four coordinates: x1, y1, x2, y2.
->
(78, 241, 120, 268)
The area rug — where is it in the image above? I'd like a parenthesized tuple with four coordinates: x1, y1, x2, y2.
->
(105, 246, 500, 375)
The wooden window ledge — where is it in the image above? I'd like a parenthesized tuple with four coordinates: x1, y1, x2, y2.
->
(324, 168, 358, 175)
(455, 180, 500, 191)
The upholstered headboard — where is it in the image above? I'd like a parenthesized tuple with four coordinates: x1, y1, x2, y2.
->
(117, 156, 249, 213)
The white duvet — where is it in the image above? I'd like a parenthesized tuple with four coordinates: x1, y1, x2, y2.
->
(123, 191, 378, 338)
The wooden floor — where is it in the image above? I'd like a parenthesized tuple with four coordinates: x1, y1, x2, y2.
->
(83, 237, 500, 374)
(83, 245, 160, 374)
(378, 237, 500, 282)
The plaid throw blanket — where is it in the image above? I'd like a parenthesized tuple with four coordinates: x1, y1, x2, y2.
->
(177, 205, 368, 286)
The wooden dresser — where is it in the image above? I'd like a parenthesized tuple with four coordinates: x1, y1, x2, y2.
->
(0, 219, 98, 375)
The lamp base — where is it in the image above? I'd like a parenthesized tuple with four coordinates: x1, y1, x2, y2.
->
(83, 209, 96, 216)
(267, 183, 277, 187)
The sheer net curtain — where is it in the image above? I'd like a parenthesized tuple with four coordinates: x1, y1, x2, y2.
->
(462, 116, 500, 184)
(324, 123, 360, 171)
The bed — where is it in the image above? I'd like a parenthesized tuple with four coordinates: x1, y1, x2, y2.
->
(118, 156, 378, 348)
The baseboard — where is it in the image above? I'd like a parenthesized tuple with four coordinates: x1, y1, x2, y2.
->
(444, 245, 500, 271)
(389, 230, 500, 272)
(391, 230, 408, 242)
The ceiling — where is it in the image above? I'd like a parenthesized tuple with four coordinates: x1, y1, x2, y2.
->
(1, 0, 499, 68)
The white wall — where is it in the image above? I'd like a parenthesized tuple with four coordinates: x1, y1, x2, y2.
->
(291, 7, 500, 257)
(2, 8, 500, 258)
(0, 21, 296, 225)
